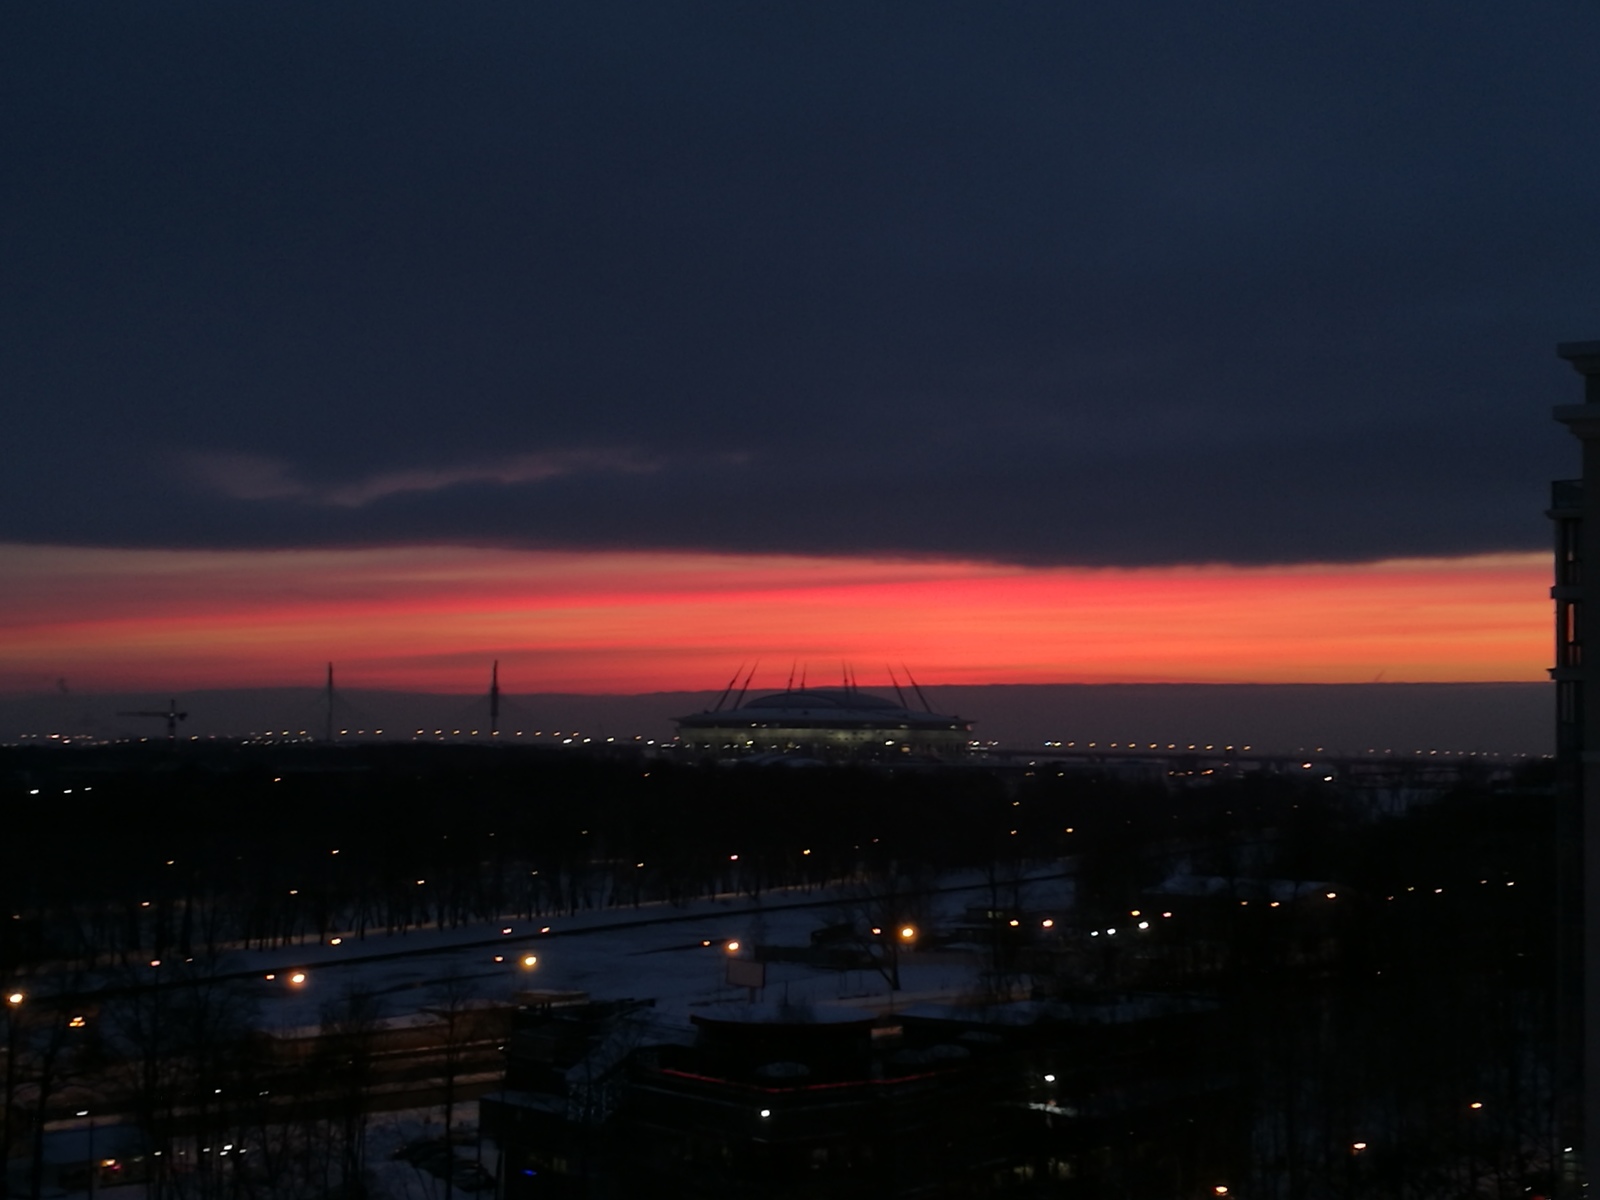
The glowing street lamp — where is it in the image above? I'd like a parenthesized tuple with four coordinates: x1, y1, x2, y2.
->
(3, 990, 23, 1161)
(521, 954, 539, 968)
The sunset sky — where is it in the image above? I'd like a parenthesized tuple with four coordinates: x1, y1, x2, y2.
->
(3, 2, 1596, 698)
(0, 544, 1551, 695)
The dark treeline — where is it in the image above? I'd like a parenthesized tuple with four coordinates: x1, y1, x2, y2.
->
(1025, 764, 1572, 1197)
(1, 744, 1039, 969)
(0, 743, 1573, 1196)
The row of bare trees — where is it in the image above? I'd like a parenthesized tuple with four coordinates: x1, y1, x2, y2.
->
(1, 961, 492, 1200)
(3, 743, 1574, 1195)
(2, 744, 1041, 975)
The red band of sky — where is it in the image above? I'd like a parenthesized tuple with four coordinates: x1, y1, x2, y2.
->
(0, 543, 1552, 694)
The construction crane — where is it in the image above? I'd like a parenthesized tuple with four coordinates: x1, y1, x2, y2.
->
(117, 699, 188, 741)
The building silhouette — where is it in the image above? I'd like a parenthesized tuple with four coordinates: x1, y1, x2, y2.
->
(1550, 339, 1600, 1180)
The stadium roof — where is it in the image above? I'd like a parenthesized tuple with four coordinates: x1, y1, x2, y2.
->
(677, 687, 970, 732)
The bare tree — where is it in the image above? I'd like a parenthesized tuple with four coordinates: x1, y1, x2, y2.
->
(319, 987, 383, 1197)
(425, 971, 478, 1200)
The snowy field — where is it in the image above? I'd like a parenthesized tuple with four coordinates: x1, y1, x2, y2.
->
(193, 866, 1076, 1030)
(15, 868, 1075, 1199)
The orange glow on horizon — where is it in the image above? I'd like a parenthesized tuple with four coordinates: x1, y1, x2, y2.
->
(0, 543, 1550, 693)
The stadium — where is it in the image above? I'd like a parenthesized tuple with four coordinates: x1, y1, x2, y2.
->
(674, 685, 973, 758)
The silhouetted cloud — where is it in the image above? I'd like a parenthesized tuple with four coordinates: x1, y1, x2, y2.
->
(3, 0, 1597, 565)
(185, 447, 660, 507)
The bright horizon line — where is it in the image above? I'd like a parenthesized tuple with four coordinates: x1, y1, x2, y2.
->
(0, 677, 1551, 699)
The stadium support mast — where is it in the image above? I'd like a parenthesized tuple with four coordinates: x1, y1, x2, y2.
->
(324, 662, 335, 743)
(712, 664, 744, 713)
(731, 661, 759, 711)
(887, 666, 909, 709)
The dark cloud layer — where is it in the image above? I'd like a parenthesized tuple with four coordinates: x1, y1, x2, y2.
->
(4, 1, 1598, 565)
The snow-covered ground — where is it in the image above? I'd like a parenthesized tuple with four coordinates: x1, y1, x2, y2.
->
(14, 869, 1073, 1199)
(201, 867, 1075, 1030)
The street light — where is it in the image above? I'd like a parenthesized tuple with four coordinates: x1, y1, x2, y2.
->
(2, 991, 20, 1170)
(77, 1110, 96, 1200)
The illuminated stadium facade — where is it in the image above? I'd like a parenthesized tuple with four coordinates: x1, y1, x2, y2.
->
(674, 686, 973, 758)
